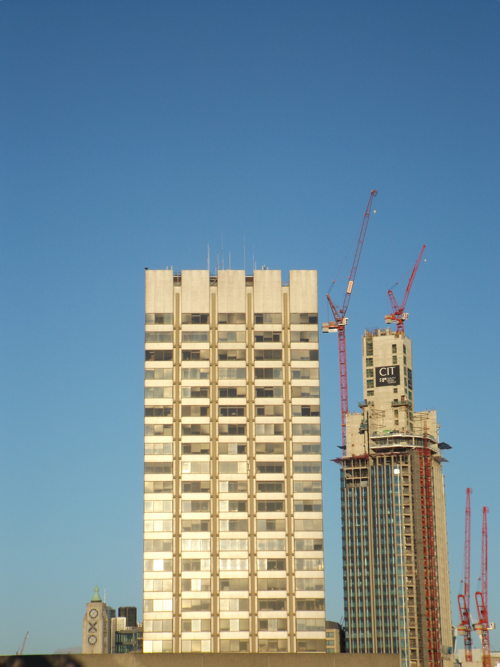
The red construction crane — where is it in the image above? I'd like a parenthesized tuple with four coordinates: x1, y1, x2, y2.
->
(475, 506, 492, 667)
(457, 488, 473, 662)
(322, 189, 377, 449)
(385, 244, 426, 332)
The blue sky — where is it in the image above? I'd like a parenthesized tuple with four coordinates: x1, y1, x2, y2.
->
(1, 0, 498, 655)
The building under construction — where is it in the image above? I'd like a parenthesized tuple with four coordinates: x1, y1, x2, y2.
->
(338, 328, 453, 666)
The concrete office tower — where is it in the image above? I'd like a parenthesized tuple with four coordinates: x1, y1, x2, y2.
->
(143, 269, 326, 654)
(339, 329, 453, 667)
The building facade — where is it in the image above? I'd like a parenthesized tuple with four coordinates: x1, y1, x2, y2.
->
(143, 269, 326, 653)
(82, 589, 142, 654)
(338, 328, 453, 666)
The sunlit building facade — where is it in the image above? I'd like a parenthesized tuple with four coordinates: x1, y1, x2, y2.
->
(143, 269, 326, 653)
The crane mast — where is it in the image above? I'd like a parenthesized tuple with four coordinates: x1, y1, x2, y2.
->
(322, 189, 377, 449)
(385, 244, 426, 332)
(457, 488, 473, 661)
(475, 506, 492, 667)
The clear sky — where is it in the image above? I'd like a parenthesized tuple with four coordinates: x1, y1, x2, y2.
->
(1, 0, 498, 656)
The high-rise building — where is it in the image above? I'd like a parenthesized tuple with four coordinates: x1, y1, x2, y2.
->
(338, 328, 453, 666)
(143, 269, 326, 653)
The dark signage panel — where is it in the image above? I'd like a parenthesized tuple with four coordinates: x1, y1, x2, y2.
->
(375, 365, 400, 387)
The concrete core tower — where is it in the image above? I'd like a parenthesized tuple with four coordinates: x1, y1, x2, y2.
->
(338, 328, 453, 666)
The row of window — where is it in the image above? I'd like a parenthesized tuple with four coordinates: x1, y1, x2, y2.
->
(145, 423, 321, 437)
(144, 597, 323, 614)
(145, 461, 322, 475)
(144, 480, 322, 494)
(145, 518, 323, 533)
(146, 313, 318, 325)
(144, 538, 322, 552)
(144, 578, 324, 594)
(143, 615, 324, 635)
(147, 331, 319, 344)
(145, 385, 319, 398)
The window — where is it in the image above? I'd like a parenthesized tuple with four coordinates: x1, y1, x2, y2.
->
(219, 367, 246, 380)
(145, 332, 172, 343)
(218, 442, 246, 455)
(182, 480, 210, 493)
(219, 500, 247, 512)
(296, 616, 324, 629)
(219, 640, 249, 652)
(255, 349, 282, 361)
(293, 443, 321, 455)
(145, 406, 172, 417)
(182, 405, 209, 417)
(255, 386, 283, 398)
(295, 558, 323, 571)
(182, 424, 209, 436)
(257, 500, 284, 512)
(258, 618, 287, 630)
(182, 442, 209, 454)
(255, 442, 283, 455)
(182, 349, 209, 361)
(182, 313, 209, 324)
(182, 386, 209, 398)
(290, 313, 317, 324)
(256, 462, 284, 474)
(293, 462, 321, 474)
(145, 350, 173, 361)
(290, 330, 318, 343)
(255, 331, 281, 343)
(181, 618, 211, 631)
(292, 404, 320, 417)
(144, 558, 172, 571)
(291, 349, 318, 361)
(182, 558, 210, 571)
(366, 357, 373, 367)
(255, 423, 283, 435)
(255, 367, 282, 379)
(145, 368, 172, 381)
(219, 386, 246, 398)
(292, 423, 320, 435)
(219, 480, 247, 493)
(182, 519, 210, 532)
(366, 339, 373, 355)
(255, 313, 281, 324)
(219, 330, 245, 343)
(297, 600, 325, 614)
(218, 313, 245, 324)
(219, 406, 245, 417)
(294, 480, 322, 493)
(183, 331, 209, 343)
(182, 500, 210, 512)
(181, 599, 211, 611)
(219, 423, 246, 435)
(257, 539, 286, 551)
(219, 558, 248, 571)
(291, 386, 320, 398)
(257, 558, 286, 571)
(144, 480, 172, 493)
(257, 598, 287, 611)
(145, 499, 172, 512)
(256, 405, 283, 417)
(218, 349, 246, 361)
(219, 461, 246, 474)
(291, 367, 319, 380)
(257, 578, 286, 593)
(257, 519, 285, 531)
(296, 577, 323, 591)
(144, 386, 172, 398)
(219, 579, 249, 592)
(144, 423, 173, 436)
(294, 519, 322, 531)
(294, 501, 322, 512)
(144, 463, 172, 474)
(219, 598, 248, 611)
(257, 481, 284, 493)
(145, 442, 172, 455)
(295, 538, 323, 551)
(181, 538, 210, 550)
(145, 313, 172, 324)
(219, 539, 248, 550)
(144, 539, 172, 552)
(219, 519, 248, 531)
(182, 368, 209, 380)
(182, 461, 210, 474)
